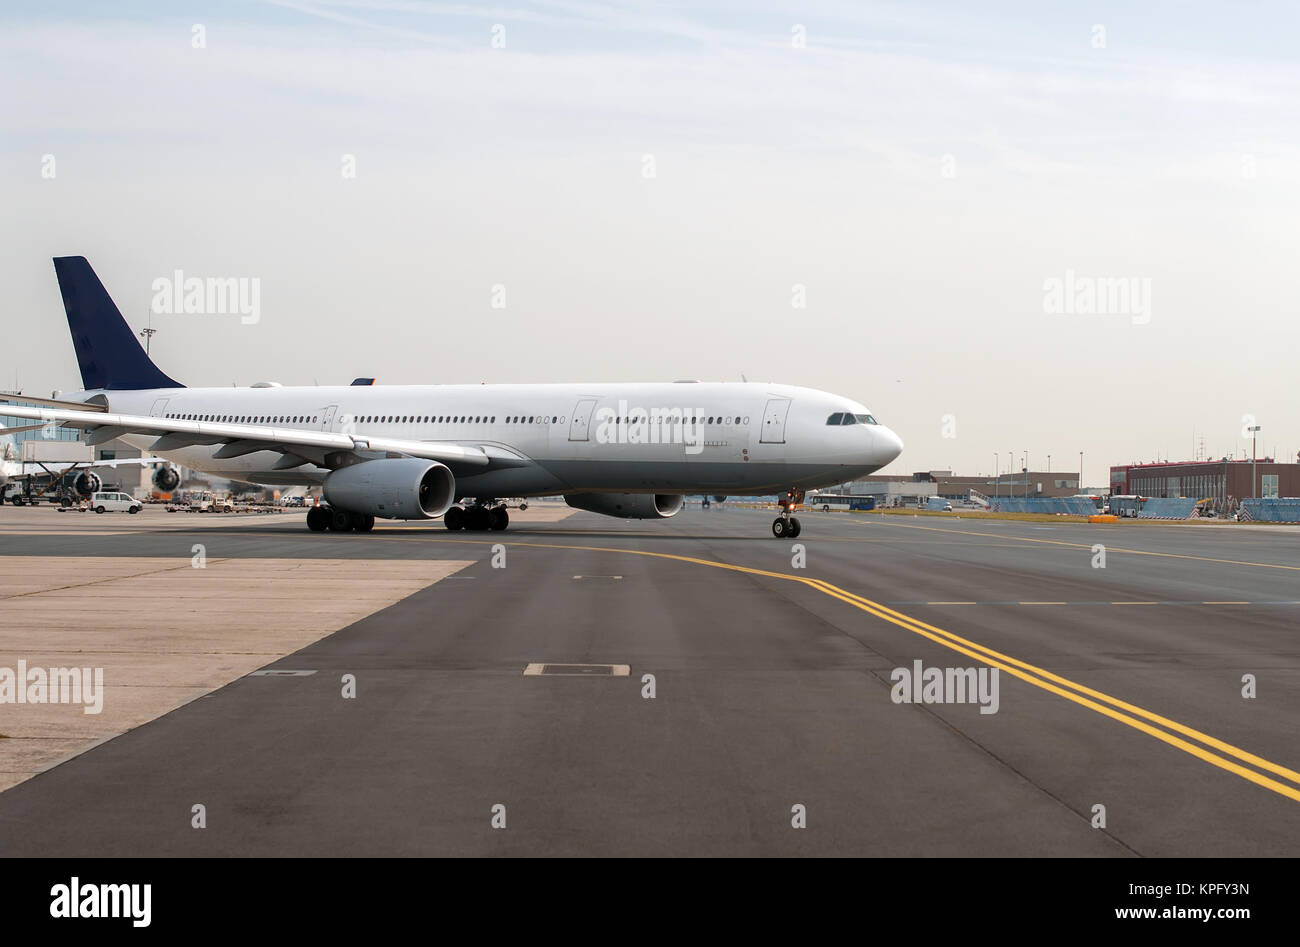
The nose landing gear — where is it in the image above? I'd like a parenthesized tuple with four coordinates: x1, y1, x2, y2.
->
(772, 489, 804, 538)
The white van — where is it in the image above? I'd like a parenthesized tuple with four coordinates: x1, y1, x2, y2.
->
(91, 491, 143, 514)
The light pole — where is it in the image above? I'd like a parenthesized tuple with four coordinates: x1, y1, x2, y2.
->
(993, 453, 998, 497)
(139, 310, 157, 355)
(1079, 450, 1083, 492)
(1047, 454, 1051, 473)
(1248, 425, 1261, 498)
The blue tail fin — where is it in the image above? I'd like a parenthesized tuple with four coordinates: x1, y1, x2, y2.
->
(53, 257, 183, 391)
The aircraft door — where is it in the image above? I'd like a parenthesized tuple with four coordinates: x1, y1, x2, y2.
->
(568, 399, 597, 441)
(758, 398, 791, 444)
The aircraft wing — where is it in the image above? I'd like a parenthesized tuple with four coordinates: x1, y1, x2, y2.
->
(0, 423, 54, 437)
(0, 405, 495, 471)
(29, 457, 169, 470)
(0, 394, 107, 412)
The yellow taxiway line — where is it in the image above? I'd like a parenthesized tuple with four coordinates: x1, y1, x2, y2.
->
(413, 535, 1300, 804)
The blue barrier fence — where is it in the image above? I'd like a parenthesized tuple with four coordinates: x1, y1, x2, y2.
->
(989, 498, 1099, 515)
(1136, 498, 1199, 519)
(1240, 498, 1300, 523)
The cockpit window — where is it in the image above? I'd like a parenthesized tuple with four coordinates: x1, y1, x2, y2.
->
(829, 412, 880, 426)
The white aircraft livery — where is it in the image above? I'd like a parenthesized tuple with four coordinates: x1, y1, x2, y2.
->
(3, 258, 903, 537)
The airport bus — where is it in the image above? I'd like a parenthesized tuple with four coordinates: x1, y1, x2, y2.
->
(1107, 494, 1143, 518)
(808, 492, 876, 512)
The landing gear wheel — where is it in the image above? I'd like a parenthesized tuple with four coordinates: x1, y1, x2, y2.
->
(489, 507, 509, 531)
(444, 506, 465, 531)
(306, 506, 329, 531)
(353, 513, 376, 532)
(328, 508, 354, 532)
(772, 517, 788, 538)
(787, 516, 801, 538)
(466, 505, 491, 531)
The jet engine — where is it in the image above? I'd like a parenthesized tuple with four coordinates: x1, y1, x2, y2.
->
(323, 458, 455, 520)
(152, 465, 181, 492)
(73, 471, 102, 497)
(564, 493, 685, 519)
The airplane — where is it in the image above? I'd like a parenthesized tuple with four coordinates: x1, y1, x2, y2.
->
(1, 257, 904, 537)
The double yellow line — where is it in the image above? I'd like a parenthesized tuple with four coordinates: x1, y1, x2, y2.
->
(803, 577, 1300, 803)
(416, 534, 1300, 804)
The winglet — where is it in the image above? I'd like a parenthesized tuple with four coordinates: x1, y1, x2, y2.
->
(53, 256, 183, 391)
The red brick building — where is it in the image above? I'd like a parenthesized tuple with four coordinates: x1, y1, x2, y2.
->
(1109, 459, 1300, 506)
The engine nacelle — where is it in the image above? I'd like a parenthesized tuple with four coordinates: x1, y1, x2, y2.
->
(323, 458, 455, 520)
(152, 465, 181, 492)
(564, 493, 685, 519)
(73, 471, 102, 497)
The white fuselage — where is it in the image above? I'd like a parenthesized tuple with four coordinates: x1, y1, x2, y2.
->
(97, 381, 903, 498)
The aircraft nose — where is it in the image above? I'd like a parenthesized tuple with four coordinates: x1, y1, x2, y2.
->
(878, 425, 904, 462)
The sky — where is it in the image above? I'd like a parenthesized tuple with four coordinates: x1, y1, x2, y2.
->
(3, 1, 1298, 484)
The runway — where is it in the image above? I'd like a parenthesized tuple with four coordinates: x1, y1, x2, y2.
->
(0, 504, 1296, 856)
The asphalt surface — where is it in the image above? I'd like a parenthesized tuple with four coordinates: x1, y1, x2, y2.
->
(1, 505, 1297, 856)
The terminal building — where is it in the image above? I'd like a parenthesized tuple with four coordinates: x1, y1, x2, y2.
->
(1110, 459, 1300, 507)
(822, 469, 1082, 506)
(3, 391, 153, 495)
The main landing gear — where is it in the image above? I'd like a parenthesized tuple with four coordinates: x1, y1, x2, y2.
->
(306, 505, 375, 533)
(772, 488, 804, 539)
(444, 501, 509, 532)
